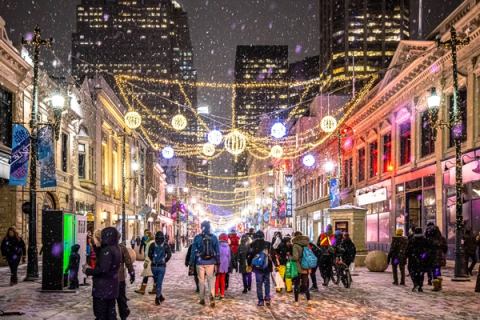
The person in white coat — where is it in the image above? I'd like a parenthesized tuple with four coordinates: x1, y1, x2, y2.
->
(134, 231, 156, 294)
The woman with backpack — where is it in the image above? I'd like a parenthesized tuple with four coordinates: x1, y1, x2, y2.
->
(215, 233, 232, 300)
(248, 230, 273, 307)
(148, 231, 172, 305)
(291, 231, 315, 304)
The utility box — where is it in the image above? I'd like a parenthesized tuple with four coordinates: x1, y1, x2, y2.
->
(42, 210, 65, 291)
(328, 205, 367, 266)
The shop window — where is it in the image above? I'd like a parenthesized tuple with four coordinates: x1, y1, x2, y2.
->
(0, 87, 13, 147)
(378, 212, 390, 243)
(317, 176, 323, 198)
(395, 195, 405, 231)
(448, 88, 467, 147)
(61, 133, 68, 172)
(366, 214, 379, 242)
(382, 133, 392, 173)
(420, 111, 435, 157)
(343, 158, 353, 187)
(78, 143, 86, 179)
(369, 141, 378, 178)
(358, 147, 366, 182)
(423, 188, 436, 225)
(399, 121, 411, 166)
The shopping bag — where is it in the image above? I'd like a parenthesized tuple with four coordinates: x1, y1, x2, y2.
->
(274, 271, 285, 289)
(285, 259, 299, 279)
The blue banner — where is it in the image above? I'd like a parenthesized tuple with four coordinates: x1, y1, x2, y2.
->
(329, 178, 340, 208)
(9, 124, 30, 186)
(38, 126, 57, 188)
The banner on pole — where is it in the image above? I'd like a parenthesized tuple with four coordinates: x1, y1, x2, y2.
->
(9, 124, 30, 186)
(329, 178, 340, 208)
(38, 126, 57, 188)
(285, 175, 293, 218)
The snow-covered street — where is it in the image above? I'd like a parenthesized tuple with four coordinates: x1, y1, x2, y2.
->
(0, 250, 478, 320)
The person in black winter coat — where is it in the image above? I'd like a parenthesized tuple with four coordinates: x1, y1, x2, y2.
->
(406, 227, 431, 292)
(186, 243, 200, 293)
(339, 232, 356, 266)
(464, 229, 479, 276)
(83, 227, 122, 320)
(1, 227, 26, 286)
(427, 226, 448, 285)
(248, 230, 273, 307)
(67, 244, 81, 289)
(388, 229, 408, 285)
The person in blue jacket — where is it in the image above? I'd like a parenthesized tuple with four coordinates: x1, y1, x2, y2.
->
(189, 221, 219, 308)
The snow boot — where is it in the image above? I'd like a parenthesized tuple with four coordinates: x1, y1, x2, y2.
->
(149, 284, 156, 294)
(432, 278, 442, 292)
(135, 284, 146, 295)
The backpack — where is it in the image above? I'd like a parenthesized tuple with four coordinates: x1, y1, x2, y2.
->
(252, 250, 269, 270)
(200, 234, 215, 260)
(301, 246, 318, 269)
(152, 244, 166, 265)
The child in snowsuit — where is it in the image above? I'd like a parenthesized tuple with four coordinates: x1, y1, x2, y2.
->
(215, 233, 231, 299)
(67, 244, 81, 289)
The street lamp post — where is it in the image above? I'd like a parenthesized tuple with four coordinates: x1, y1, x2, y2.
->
(428, 26, 470, 281)
(22, 26, 53, 281)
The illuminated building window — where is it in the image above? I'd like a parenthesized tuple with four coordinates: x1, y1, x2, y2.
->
(420, 111, 436, 157)
(399, 122, 411, 166)
(369, 141, 378, 178)
(358, 147, 366, 182)
(382, 133, 392, 173)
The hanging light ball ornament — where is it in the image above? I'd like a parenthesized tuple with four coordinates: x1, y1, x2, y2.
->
(162, 146, 175, 159)
(124, 111, 142, 129)
(271, 122, 286, 139)
(302, 154, 316, 167)
(171, 114, 188, 131)
(224, 130, 247, 156)
(320, 115, 337, 133)
(207, 129, 223, 145)
(270, 145, 284, 159)
(202, 143, 216, 156)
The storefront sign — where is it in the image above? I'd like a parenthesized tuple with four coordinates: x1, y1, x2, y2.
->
(285, 175, 293, 218)
(357, 187, 387, 206)
(9, 124, 30, 186)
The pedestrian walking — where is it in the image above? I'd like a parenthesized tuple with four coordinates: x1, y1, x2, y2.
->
(118, 240, 135, 319)
(130, 237, 136, 250)
(464, 229, 479, 276)
(388, 229, 408, 285)
(340, 232, 356, 267)
(189, 221, 220, 308)
(249, 230, 273, 307)
(135, 231, 156, 294)
(308, 241, 321, 292)
(227, 228, 240, 289)
(148, 231, 172, 305)
(317, 224, 335, 286)
(66, 244, 81, 289)
(238, 234, 252, 294)
(83, 227, 121, 320)
(186, 243, 200, 292)
(275, 234, 293, 293)
(215, 233, 231, 300)
(291, 231, 313, 304)
(406, 227, 431, 292)
(139, 229, 149, 254)
(428, 226, 447, 291)
(1, 227, 26, 286)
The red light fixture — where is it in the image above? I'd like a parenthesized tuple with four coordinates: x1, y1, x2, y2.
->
(387, 164, 394, 172)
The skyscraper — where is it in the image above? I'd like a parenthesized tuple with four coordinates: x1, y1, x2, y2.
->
(233, 45, 289, 177)
(319, 0, 410, 94)
(72, 0, 207, 188)
(287, 55, 320, 119)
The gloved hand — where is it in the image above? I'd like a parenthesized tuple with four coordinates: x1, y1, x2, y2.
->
(129, 272, 135, 284)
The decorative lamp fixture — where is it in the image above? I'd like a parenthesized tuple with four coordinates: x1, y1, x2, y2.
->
(131, 161, 140, 172)
(208, 129, 223, 145)
(171, 114, 188, 131)
(387, 164, 394, 172)
(302, 154, 315, 167)
(224, 130, 247, 155)
(324, 160, 335, 173)
(125, 111, 142, 129)
(270, 145, 284, 159)
(50, 94, 65, 110)
(427, 87, 441, 109)
(320, 115, 337, 133)
(202, 143, 216, 156)
(162, 146, 174, 159)
(167, 185, 174, 193)
(243, 181, 249, 187)
(271, 122, 286, 139)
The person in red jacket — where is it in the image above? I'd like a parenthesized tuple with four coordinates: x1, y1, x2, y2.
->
(226, 229, 240, 289)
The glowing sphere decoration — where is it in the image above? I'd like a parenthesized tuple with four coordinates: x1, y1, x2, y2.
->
(124, 111, 142, 129)
(302, 154, 315, 167)
(202, 143, 216, 156)
(162, 146, 175, 159)
(270, 145, 284, 159)
(224, 130, 247, 156)
(320, 115, 337, 133)
(171, 114, 188, 131)
(208, 129, 223, 145)
(271, 122, 286, 139)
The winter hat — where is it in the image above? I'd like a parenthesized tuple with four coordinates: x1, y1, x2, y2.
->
(155, 231, 165, 244)
(219, 233, 228, 242)
(254, 230, 265, 239)
(396, 229, 404, 236)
